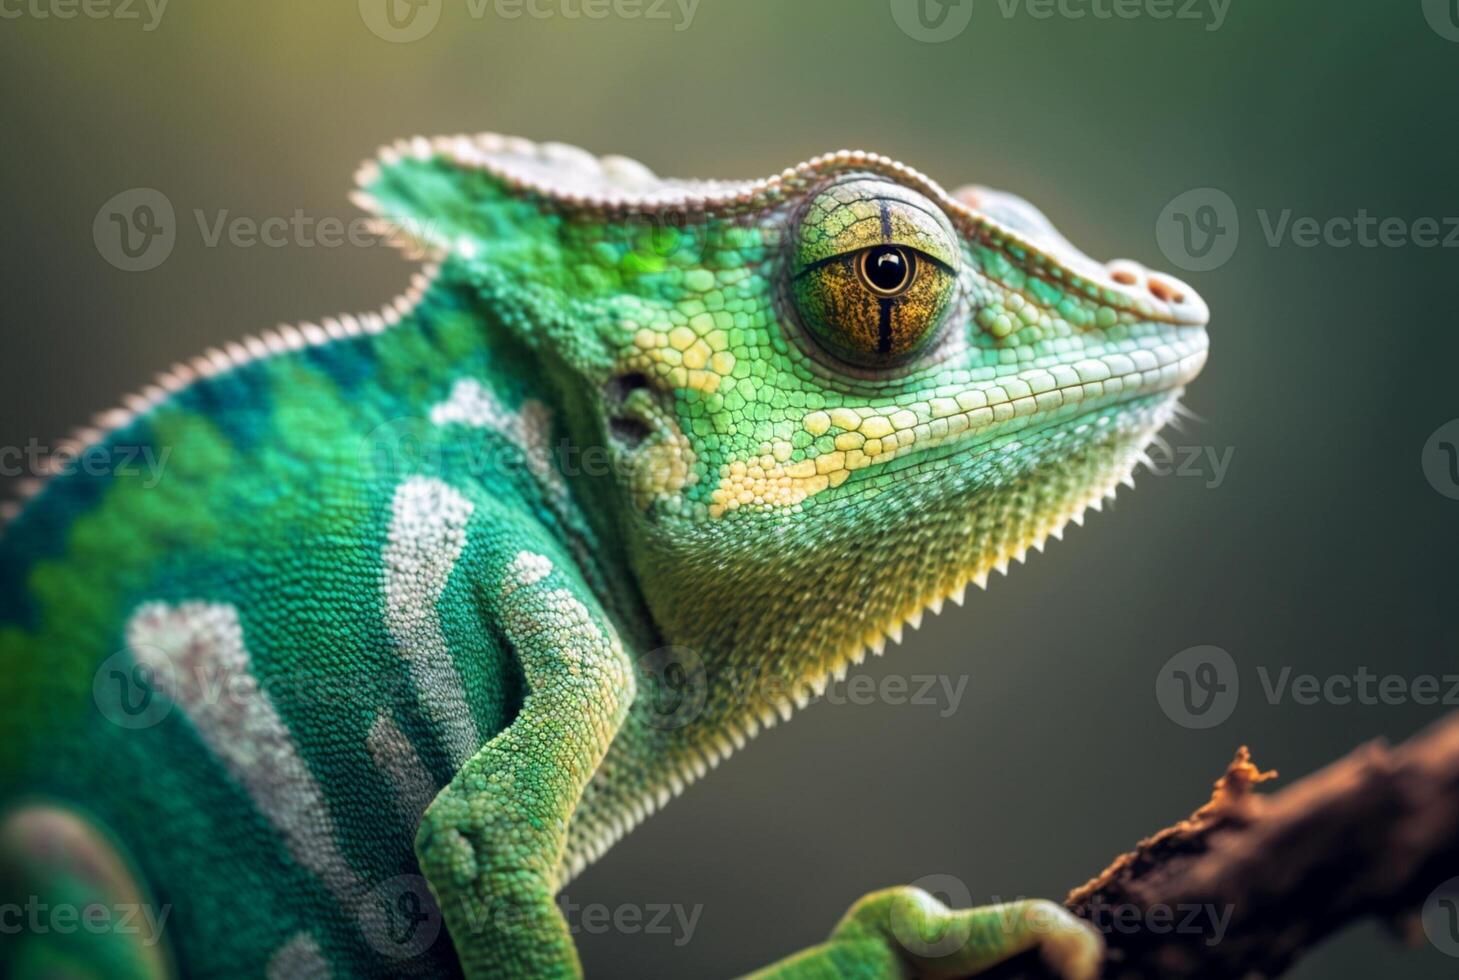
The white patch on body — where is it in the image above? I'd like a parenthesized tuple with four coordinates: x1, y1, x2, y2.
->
(366, 712, 438, 828)
(500, 550, 553, 598)
(266, 931, 331, 980)
(429, 378, 568, 506)
(382, 477, 481, 767)
(126, 602, 367, 912)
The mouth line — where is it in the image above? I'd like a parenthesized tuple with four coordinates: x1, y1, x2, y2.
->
(709, 333, 1206, 518)
(811, 333, 1208, 475)
(873, 385, 1187, 481)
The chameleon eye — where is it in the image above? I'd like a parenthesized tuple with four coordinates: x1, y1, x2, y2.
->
(791, 179, 960, 369)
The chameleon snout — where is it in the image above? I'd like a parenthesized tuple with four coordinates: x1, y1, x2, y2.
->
(1104, 258, 1210, 329)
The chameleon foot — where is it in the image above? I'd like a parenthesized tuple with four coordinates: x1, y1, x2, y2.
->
(415, 543, 635, 980)
(749, 887, 1103, 980)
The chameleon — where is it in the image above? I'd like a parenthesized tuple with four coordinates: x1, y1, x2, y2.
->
(0, 132, 1209, 979)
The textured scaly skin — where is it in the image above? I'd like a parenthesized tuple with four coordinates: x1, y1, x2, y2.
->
(0, 134, 1208, 979)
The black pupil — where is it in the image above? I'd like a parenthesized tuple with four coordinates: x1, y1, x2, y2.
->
(864, 246, 912, 293)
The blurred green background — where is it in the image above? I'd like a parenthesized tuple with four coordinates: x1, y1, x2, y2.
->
(2, 1, 1457, 976)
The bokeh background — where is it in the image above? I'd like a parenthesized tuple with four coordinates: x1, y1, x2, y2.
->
(3, 1, 1458, 976)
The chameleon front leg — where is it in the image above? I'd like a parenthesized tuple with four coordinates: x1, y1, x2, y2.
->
(749, 887, 1103, 980)
(415, 548, 634, 980)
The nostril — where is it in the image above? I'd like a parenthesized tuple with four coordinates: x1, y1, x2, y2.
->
(1111, 269, 1138, 286)
(1148, 278, 1186, 305)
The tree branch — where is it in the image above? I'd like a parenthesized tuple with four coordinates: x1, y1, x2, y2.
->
(982, 712, 1459, 979)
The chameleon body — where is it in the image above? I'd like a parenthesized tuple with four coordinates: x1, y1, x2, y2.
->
(0, 134, 1209, 979)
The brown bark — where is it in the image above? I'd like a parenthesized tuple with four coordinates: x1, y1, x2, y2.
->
(981, 712, 1459, 979)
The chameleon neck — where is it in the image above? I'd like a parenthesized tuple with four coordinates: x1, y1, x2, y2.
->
(560, 395, 1171, 878)
(626, 393, 1173, 760)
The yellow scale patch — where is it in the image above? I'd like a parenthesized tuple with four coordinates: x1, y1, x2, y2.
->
(706, 356, 1150, 518)
(629, 320, 736, 395)
(707, 401, 979, 518)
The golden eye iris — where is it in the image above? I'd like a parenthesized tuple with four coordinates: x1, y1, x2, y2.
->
(791, 179, 960, 369)
(792, 244, 955, 367)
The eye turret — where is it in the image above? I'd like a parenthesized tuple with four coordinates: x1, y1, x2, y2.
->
(791, 179, 960, 368)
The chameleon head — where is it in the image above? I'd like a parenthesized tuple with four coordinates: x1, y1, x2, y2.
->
(360, 136, 1208, 692)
